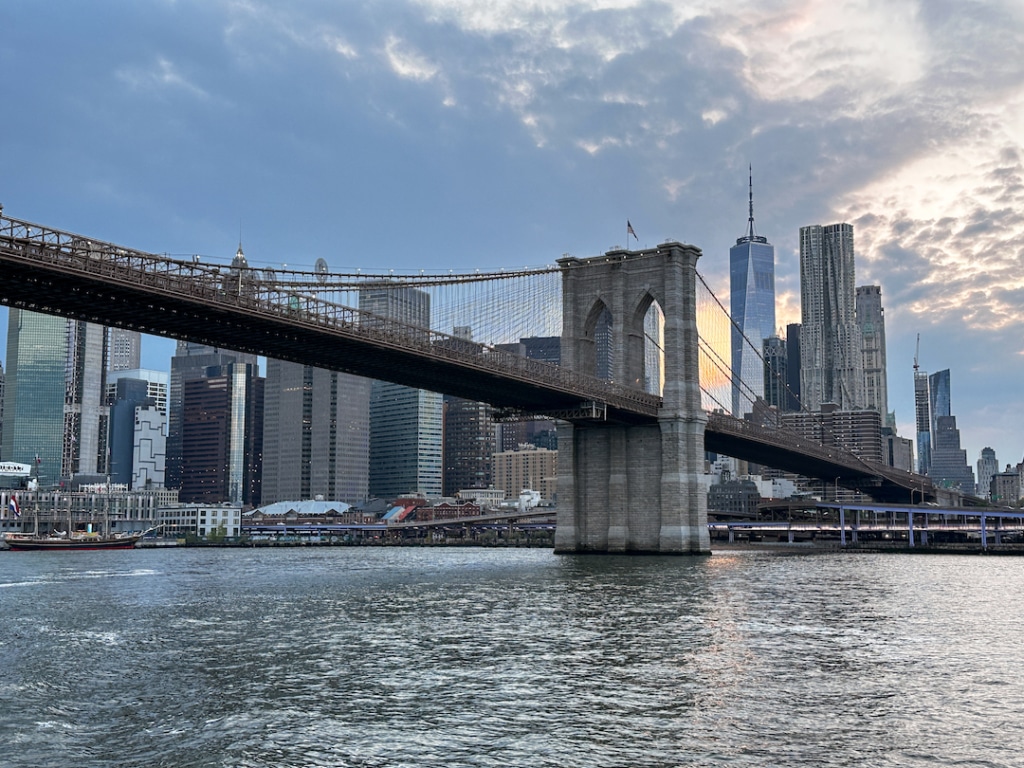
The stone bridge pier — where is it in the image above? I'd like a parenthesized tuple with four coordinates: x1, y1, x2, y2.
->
(554, 242, 710, 555)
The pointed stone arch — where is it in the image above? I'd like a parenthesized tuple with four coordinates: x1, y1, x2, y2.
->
(555, 243, 709, 554)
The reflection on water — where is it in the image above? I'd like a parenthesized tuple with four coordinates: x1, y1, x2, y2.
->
(1, 548, 1021, 767)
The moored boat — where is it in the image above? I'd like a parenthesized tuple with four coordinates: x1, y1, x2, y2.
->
(3, 529, 152, 551)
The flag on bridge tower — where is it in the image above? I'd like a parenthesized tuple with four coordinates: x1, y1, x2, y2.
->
(627, 220, 638, 241)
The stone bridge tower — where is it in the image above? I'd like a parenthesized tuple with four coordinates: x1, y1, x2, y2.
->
(555, 242, 710, 554)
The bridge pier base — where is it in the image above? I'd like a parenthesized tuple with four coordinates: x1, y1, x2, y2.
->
(554, 242, 710, 556)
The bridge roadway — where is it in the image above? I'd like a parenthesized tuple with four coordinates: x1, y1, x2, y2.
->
(0, 210, 936, 503)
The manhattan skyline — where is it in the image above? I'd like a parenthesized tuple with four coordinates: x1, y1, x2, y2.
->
(1, 1, 1022, 468)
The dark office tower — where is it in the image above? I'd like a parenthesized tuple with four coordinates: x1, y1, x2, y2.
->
(730, 168, 776, 416)
(799, 223, 864, 411)
(785, 323, 801, 411)
(914, 365, 932, 475)
(977, 447, 998, 501)
(167, 341, 257, 489)
(441, 327, 497, 497)
(261, 359, 370, 505)
(180, 363, 263, 506)
(108, 377, 166, 489)
(855, 285, 888, 417)
(930, 415, 976, 495)
(443, 395, 496, 496)
(360, 285, 443, 499)
(762, 336, 788, 410)
(108, 328, 141, 372)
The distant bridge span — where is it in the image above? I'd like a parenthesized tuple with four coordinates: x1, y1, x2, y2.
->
(0, 211, 939, 505)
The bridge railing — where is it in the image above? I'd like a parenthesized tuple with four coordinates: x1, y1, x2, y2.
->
(0, 212, 661, 417)
(707, 411, 933, 490)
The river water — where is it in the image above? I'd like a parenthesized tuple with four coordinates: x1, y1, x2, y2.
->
(1, 546, 1021, 767)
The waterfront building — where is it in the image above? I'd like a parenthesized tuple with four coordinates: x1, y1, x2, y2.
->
(158, 503, 242, 539)
(360, 285, 443, 499)
(799, 223, 864, 411)
(977, 448, 998, 501)
(707, 472, 762, 517)
(167, 341, 257, 490)
(990, 466, 1020, 506)
(855, 285, 888, 416)
(108, 328, 141, 372)
(261, 359, 371, 506)
(180, 362, 264, 506)
(493, 444, 558, 502)
(730, 168, 775, 417)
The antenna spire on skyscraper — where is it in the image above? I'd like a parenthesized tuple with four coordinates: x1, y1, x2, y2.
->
(747, 164, 756, 240)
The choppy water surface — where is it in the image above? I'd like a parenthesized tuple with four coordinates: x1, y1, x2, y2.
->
(1, 546, 1022, 767)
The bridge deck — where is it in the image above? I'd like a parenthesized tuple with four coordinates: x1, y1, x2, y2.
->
(0, 211, 939, 502)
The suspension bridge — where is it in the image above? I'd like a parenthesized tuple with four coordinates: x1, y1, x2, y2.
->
(0, 209, 941, 551)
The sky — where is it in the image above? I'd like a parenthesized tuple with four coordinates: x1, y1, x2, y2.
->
(2, 0, 1023, 473)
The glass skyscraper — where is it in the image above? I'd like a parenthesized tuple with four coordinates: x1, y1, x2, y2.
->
(2, 310, 66, 483)
(360, 285, 443, 500)
(730, 168, 775, 417)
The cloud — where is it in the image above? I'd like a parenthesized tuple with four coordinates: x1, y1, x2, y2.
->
(116, 57, 210, 100)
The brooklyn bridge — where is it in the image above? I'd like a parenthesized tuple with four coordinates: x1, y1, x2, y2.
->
(0, 209, 947, 553)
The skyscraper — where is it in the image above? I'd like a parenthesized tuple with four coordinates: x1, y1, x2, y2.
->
(762, 335, 788, 411)
(2, 310, 110, 484)
(977, 447, 998, 501)
(785, 323, 801, 411)
(261, 359, 371, 505)
(855, 285, 888, 417)
(929, 369, 951, 428)
(108, 328, 142, 372)
(925, 369, 975, 495)
(167, 341, 257, 489)
(930, 415, 975, 495)
(108, 374, 167, 489)
(913, 363, 931, 475)
(180, 362, 264, 506)
(442, 327, 496, 497)
(730, 168, 775, 416)
(799, 223, 864, 411)
(360, 285, 443, 500)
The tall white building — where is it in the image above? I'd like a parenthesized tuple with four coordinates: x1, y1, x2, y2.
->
(799, 223, 864, 411)
(855, 285, 888, 417)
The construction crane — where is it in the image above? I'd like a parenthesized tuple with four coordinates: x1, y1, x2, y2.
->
(914, 333, 920, 372)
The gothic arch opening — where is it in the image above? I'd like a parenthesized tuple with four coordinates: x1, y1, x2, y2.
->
(582, 299, 614, 382)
